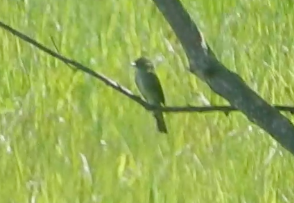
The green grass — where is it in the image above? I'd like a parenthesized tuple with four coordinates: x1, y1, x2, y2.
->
(1, 0, 294, 202)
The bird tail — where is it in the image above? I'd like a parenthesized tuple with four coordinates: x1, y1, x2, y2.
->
(153, 111, 168, 134)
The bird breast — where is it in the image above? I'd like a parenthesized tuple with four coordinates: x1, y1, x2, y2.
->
(135, 70, 157, 104)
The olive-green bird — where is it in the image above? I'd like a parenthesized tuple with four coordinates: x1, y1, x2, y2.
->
(132, 57, 168, 133)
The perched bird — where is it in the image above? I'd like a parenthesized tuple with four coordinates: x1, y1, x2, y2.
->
(132, 57, 168, 133)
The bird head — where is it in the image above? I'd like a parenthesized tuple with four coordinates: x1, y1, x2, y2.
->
(131, 57, 154, 71)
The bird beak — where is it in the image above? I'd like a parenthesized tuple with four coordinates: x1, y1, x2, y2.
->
(131, 61, 136, 67)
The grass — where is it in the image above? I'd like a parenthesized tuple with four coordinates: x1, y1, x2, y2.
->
(1, 0, 294, 202)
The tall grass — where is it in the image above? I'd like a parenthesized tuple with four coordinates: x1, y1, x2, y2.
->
(0, 0, 294, 202)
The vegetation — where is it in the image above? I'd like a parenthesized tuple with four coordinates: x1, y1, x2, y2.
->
(0, 0, 294, 202)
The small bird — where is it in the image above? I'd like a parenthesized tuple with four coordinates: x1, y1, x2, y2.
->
(132, 57, 168, 133)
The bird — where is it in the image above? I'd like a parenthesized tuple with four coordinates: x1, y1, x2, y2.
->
(131, 57, 168, 133)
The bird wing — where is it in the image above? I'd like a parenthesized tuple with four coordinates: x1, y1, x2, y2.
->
(151, 72, 165, 105)
(136, 71, 165, 105)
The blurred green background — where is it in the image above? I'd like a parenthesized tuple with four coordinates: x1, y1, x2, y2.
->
(0, 0, 294, 202)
